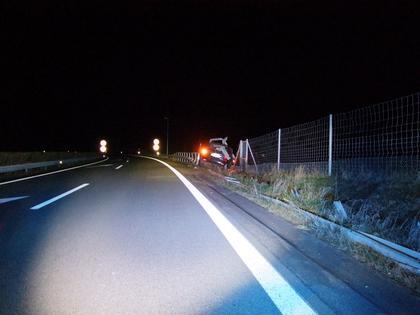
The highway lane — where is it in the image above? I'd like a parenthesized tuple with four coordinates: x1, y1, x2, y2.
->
(0, 157, 419, 314)
(0, 157, 280, 314)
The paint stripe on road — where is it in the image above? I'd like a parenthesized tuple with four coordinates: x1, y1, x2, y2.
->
(141, 156, 315, 315)
(0, 196, 29, 204)
(87, 164, 114, 168)
(115, 165, 123, 170)
(0, 158, 109, 186)
(30, 183, 90, 210)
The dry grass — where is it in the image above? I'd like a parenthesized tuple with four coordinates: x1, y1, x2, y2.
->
(211, 166, 420, 293)
(335, 170, 420, 251)
(228, 166, 420, 252)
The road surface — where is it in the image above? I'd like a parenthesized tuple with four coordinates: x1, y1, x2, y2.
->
(0, 156, 419, 314)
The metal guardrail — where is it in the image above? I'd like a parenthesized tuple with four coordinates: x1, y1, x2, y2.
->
(212, 171, 420, 272)
(0, 157, 99, 174)
(259, 193, 420, 273)
(169, 152, 199, 165)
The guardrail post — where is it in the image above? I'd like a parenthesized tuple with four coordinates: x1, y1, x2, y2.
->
(277, 128, 281, 171)
(328, 114, 333, 176)
(247, 140, 258, 174)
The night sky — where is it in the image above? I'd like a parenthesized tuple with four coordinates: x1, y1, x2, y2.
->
(2, 1, 419, 153)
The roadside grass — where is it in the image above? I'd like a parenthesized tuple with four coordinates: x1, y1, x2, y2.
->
(229, 166, 420, 252)
(257, 166, 335, 215)
(209, 165, 420, 294)
(335, 170, 420, 252)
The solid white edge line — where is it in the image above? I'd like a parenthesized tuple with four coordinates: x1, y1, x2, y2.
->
(140, 156, 316, 315)
(30, 183, 90, 210)
(0, 158, 109, 186)
(115, 165, 123, 170)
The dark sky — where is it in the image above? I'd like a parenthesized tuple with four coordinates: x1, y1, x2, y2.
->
(2, 1, 419, 153)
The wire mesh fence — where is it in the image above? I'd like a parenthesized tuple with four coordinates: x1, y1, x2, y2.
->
(247, 131, 278, 172)
(239, 93, 420, 255)
(244, 92, 420, 175)
(333, 93, 420, 174)
(280, 116, 330, 173)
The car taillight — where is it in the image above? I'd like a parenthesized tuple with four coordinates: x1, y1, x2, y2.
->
(200, 147, 209, 156)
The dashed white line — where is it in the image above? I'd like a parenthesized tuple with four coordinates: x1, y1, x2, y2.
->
(87, 164, 114, 168)
(115, 165, 123, 170)
(141, 156, 315, 315)
(30, 183, 90, 210)
(0, 196, 29, 204)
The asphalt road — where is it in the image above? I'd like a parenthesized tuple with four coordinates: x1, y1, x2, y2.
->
(0, 157, 418, 314)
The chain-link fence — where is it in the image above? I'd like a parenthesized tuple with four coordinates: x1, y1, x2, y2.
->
(243, 92, 419, 175)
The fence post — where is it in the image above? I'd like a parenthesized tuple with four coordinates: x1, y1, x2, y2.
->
(247, 140, 259, 174)
(328, 114, 333, 176)
(277, 128, 281, 171)
(238, 140, 244, 171)
(244, 139, 249, 172)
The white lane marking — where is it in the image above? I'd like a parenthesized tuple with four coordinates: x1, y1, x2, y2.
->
(30, 183, 90, 210)
(0, 158, 109, 186)
(115, 165, 123, 170)
(141, 156, 315, 315)
(0, 196, 29, 204)
(87, 164, 114, 168)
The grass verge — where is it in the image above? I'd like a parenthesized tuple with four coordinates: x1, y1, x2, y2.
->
(207, 166, 420, 294)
